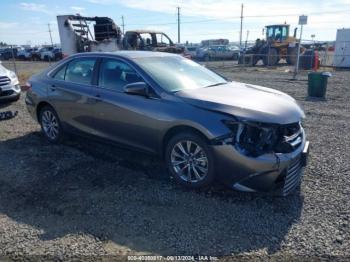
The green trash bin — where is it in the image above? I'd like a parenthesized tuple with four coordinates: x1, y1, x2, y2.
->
(308, 72, 331, 98)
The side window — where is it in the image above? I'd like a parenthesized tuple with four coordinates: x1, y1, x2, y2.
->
(156, 34, 171, 46)
(99, 59, 143, 91)
(282, 27, 287, 39)
(65, 58, 96, 85)
(53, 65, 66, 80)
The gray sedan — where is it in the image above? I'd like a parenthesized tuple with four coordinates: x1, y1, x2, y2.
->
(25, 51, 309, 195)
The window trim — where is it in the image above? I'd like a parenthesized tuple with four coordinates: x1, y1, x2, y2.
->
(51, 63, 68, 81)
(49, 61, 69, 79)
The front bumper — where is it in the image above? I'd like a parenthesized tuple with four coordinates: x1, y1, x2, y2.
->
(211, 131, 309, 196)
(0, 84, 21, 102)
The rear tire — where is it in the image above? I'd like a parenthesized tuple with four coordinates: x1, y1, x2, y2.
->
(165, 132, 215, 189)
(39, 106, 64, 143)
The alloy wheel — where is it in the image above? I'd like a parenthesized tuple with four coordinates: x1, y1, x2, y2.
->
(170, 140, 208, 183)
(41, 110, 59, 140)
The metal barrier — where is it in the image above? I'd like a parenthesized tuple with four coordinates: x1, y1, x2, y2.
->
(0, 49, 346, 86)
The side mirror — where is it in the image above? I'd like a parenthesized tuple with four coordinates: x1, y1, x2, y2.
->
(124, 82, 149, 97)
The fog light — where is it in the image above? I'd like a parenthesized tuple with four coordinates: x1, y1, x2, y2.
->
(14, 84, 21, 91)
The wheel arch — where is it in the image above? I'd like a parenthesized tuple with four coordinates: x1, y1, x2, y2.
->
(36, 101, 54, 121)
(161, 125, 211, 158)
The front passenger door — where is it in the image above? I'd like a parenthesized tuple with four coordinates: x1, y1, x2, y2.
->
(90, 58, 163, 153)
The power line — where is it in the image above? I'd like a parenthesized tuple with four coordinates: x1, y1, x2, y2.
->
(125, 8, 350, 27)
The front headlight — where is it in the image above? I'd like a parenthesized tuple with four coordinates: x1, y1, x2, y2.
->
(9, 71, 17, 80)
(8, 71, 19, 84)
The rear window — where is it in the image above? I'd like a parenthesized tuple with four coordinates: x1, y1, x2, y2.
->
(65, 58, 96, 85)
(51, 58, 96, 84)
(53, 65, 66, 80)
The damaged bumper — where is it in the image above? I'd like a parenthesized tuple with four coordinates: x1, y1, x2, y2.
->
(211, 129, 309, 195)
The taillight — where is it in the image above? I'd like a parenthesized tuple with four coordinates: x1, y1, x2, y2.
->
(22, 82, 32, 91)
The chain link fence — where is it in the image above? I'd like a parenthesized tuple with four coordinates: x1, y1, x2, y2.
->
(0, 42, 348, 85)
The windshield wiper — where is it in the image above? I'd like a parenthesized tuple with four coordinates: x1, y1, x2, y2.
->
(204, 82, 227, 88)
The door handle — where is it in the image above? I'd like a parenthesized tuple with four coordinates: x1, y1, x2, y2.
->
(50, 84, 56, 91)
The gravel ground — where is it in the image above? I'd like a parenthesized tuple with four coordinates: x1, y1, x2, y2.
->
(0, 63, 349, 261)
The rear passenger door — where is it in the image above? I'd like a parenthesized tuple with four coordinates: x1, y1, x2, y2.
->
(48, 57, 98, 134)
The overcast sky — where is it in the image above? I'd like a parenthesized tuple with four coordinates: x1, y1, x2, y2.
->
(1, 0, 350, 45)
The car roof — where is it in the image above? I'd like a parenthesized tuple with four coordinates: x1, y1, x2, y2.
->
(70, 51, 178, 59)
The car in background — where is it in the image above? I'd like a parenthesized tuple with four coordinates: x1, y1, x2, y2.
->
(0, 48, 18, 60)
(197, 45, 239, 61)
(40, 47, 54, 61)
(40, 47, 63, 61)
(25, 51, 309, 195)
(53, 48, 63, 60)
(184, 46, 198, 59)
(0, 62, 21, 101)
(17, 48, 38, 60)
(228, 45, 240, 60)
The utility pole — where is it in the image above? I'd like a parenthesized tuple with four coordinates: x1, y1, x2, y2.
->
(121, 16, 125, 35)
(48, 23, 53, 47)
(245, 30, 249, 49)
(177, 6, 180, 44)
(239, 4, 244, 49)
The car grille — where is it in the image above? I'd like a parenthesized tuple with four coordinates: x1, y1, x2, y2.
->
(0, 90, 14, 97)
(0, 76, 11, 87)
(283, 156, 303, 196)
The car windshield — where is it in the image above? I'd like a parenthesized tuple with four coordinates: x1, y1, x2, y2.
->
(135, 56, 227, 92)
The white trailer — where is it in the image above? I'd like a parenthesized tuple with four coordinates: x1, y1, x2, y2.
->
(57, 15, 122, 57)
(333, 28, 350, 68)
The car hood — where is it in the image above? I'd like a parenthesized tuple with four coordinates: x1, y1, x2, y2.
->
(176, 81, 305, 124)
(0, 64, 9, 76)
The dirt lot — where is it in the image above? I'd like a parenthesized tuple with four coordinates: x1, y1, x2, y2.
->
(0, 62, 349, 260)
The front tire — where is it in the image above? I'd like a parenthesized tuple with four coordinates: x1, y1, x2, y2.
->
(165, 132, 215, 189)
(262, 47, 279, 66)
(39, 106, 64, 143)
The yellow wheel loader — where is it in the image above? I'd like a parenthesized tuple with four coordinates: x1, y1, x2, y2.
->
(240, 23, 311, 66)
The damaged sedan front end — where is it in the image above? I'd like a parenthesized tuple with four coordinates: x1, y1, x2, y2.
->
(212, 118, 309, 195)
(175, 78, 310, 196)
